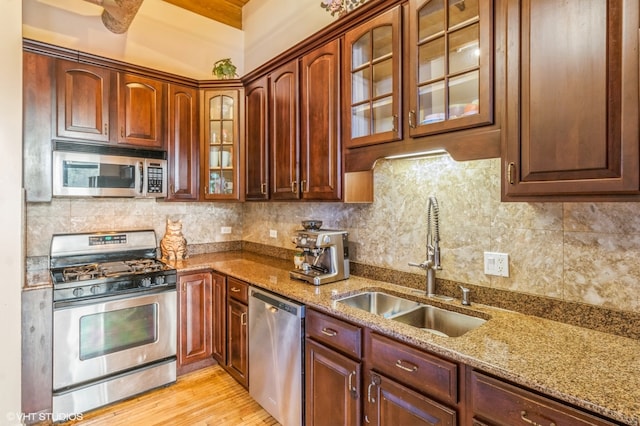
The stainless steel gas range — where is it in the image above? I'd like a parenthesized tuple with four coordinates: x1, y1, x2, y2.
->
(50, 230, 177, 415)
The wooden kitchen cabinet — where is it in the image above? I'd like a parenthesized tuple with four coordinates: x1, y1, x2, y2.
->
(299, 38, 342, 200)
(56, 59, 112, 143)
(167, 83, 199, 200)
(305, 309, 362, 426)
(269, 59, 300, 200)
(201, 87, 243, 200)
(502, 0, 640, 200)
(226, 277, 249, 388)
(343, 6, 402, 148)
(116, 72, 165, 148)
(210, 271, 226, 363)
(177, 271, 215, 375)
(469, 370, 618, 426)
(244, 76, 269, 200)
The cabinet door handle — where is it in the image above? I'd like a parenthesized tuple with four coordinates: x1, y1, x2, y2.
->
(347, 371, 358, 399)
(241, 312, 247, 326)
(392, 114, 398, 132)
(120, 126, 124, 138)
(170, 184, 175, 195)
(520, 411, 556, 426)
(320, 327, 337, 337)
(395, 359, 418, 373)
(409, 110, 416, 129)
(291, 180, 297, 193)
(260, 182, 267, 195)
(507, 162, 516, 185)
(104, 124, 108, 135)
(301, 179, 307, 193)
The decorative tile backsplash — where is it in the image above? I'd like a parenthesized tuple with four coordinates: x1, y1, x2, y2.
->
(26, 155, 640, 313)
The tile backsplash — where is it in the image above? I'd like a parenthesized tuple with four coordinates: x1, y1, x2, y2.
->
(26, 155, 640, 314)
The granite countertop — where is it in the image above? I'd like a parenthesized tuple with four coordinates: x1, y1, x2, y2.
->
(170, 251, 640, 425)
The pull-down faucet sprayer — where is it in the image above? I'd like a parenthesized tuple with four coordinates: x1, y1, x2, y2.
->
(409, 196, 448, 298)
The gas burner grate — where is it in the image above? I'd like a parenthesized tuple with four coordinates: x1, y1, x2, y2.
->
(62, 264, 101, 282)
(125, 259, 165, 273)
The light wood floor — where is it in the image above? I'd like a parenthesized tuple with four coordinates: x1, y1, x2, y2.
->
(60, 365, 279, 426)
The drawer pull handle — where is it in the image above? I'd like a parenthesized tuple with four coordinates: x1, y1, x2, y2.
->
(230, 287, 241, 293)
(395, 359, 418, 373)
(520, 411, 556, 426)
(321, 327, 338, 337)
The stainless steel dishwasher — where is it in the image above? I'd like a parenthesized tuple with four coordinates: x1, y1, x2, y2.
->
(249, 287, 305, 426)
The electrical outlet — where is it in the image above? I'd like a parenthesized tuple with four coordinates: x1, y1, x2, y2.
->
(221, 226, 232, 234)
(269, 229, 278, 238)
(484, 252, 509, 277)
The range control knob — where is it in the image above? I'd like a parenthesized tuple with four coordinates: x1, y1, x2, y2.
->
(155, 275, 165, 285)
(90, 285, 102, 295)
(72, 287, 84, 297)
(140, 277, 152, 287)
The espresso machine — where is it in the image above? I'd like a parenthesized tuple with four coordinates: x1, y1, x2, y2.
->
(289, 221, 349, 285)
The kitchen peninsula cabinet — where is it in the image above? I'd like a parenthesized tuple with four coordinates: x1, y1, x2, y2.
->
(244, 76, 269, 200)
(117, 73, 165, 148)
(502, 0, 640, 200)
(226, 277, 249, 388)
(305, 309, 362, 426)
(177, 271, 215, 375)
(200, 86, 243, 201)
(167, 84, 199, 200)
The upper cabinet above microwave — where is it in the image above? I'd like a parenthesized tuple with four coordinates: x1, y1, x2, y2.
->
(55, 58, 166, 150)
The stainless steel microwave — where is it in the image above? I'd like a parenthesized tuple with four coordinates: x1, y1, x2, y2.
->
(52, 142, 168, 198)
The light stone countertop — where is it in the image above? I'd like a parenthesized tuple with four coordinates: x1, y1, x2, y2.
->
(172, 251, 639, 425)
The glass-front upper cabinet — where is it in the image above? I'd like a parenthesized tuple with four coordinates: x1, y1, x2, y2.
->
(408, 0, 493, 136)
(201, 89, 241, 200)
(343, 6, 401, 148)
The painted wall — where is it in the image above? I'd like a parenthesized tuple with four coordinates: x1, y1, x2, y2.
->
(242, 0, 335, 73)
(22, 0, 244, 79)
(0, 0, 24, 423)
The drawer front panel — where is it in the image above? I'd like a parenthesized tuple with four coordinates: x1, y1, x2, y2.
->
(227, 277, 248, 303)
(306, 309, 362, 358)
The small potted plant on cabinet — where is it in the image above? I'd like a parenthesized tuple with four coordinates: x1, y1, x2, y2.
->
(212, 58, 238, 79)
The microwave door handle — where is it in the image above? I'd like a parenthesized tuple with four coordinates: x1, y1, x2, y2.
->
(138, 161, 144, 195)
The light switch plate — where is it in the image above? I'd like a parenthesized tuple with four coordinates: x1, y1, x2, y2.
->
(484, 252, 509, 277)
(221, 226, 232, 234)
(269, 229, 278, 238)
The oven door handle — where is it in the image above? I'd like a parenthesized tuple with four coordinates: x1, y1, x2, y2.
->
(138, 161, 144, 196)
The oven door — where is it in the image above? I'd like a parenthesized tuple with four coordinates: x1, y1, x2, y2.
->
(53, 288, 177, 391)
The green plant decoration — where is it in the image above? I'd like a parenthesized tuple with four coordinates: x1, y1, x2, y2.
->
(212, 58, 238, 80)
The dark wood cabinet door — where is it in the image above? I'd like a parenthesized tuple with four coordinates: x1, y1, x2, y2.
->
(305, 339, 361, 426)
(300, 38, 342, 200)
(210, 271, 226, 364)
(244, 76, 269, 200)
(365, 371, 456, 426)
(343, 6, 402, 148)
(226, 298, 248, 388)
(269, 60, 299, 200)
(167, 84, 198, 200)
(56, 59, 112, 142)
(503, 0, 639, 199)
(117, 73, 165, 148)
(178, 272, 213, 371)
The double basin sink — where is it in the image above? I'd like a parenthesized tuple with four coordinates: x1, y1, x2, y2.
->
(336, 291, 486, 337)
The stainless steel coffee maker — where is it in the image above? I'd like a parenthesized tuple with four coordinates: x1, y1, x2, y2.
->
(289, 220, 349, 285)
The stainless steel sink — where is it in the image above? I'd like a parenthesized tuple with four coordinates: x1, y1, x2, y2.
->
(336, 290, 486, 337)
(392, 305, 486, 337)
(336, 291, 421, 318)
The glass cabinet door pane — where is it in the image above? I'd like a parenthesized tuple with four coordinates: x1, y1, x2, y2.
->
(419, 0, 445, 40)
(221, 96, 234, 120)
(373, 97, 393, 133)
(448, 0, 478, 28)
(351, 104, 371, 138)
(210, 121, 221, 144)
(352, 68, 371, 103)
(418, 81, 445, 124)
(373, 59, 393, 97)
(372, 25, 392, 60)
(222, 121, 234, 144)
(418, 38, 445, 83)
(352, 33, 371, 68)
(209, 96, 221, 119)
(210, 146, 220, 168)
(449, 70, 479, 118)
(448, 23, 479, 74)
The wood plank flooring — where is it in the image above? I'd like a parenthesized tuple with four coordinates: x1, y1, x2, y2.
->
(60, 365, 279, 426)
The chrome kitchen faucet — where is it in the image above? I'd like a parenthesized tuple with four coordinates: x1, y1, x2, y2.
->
(409, 196, 451, 300)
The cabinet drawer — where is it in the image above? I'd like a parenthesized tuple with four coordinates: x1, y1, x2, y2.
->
(306, 309, 362, 359)
(470, 371, 618, 426)
(368, 332, 458, 406)
(227, 277, 248, 303)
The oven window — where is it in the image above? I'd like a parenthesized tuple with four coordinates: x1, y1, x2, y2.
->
(63, 160, 135, 189)
(79, 304, 158, 360)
